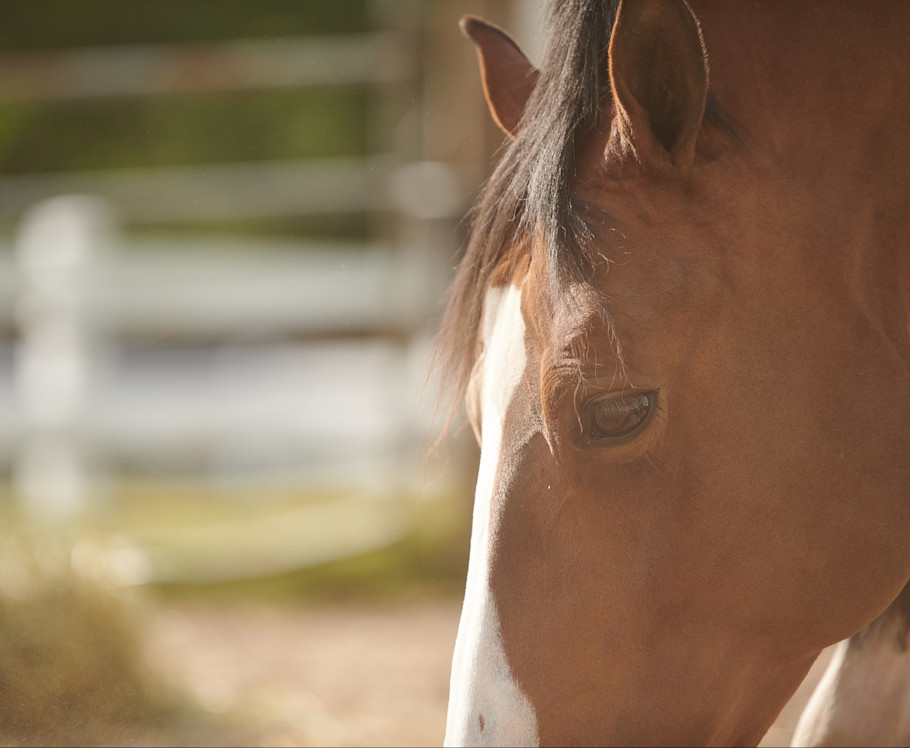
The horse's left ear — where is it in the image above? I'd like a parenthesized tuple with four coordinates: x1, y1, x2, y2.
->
(461, 15, 540, 139)
(608, 0, 708, 172)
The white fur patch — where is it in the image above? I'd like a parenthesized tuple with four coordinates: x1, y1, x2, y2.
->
(444, 284, 539, 747)
(792, 624, 910, 747)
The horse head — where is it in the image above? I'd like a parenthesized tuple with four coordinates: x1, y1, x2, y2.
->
(441, 0, 910, 744)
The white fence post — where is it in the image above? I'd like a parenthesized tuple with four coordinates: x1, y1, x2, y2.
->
(13, 196, 110, 522)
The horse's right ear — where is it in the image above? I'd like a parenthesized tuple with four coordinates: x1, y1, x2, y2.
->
(460, 15, 540, 139)
(607, 0, 708, 172)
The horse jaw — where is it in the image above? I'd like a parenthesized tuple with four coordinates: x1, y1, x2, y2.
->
(445, 283, 539, 747)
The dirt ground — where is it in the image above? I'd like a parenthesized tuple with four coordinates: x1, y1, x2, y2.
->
(144, 597, 835, 747)
(145, 598, 461, 747)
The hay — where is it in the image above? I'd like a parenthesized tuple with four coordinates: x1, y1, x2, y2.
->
(0, 531, 209, 747)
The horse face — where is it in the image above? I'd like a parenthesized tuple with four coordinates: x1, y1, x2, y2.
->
(448, 210, 908, 746)
(447, 196, 910, 746)
(445, 2, 910, 745)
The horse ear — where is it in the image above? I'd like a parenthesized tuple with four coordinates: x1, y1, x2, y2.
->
(608, 0, 708, 171)
(461, 15, 540, 139)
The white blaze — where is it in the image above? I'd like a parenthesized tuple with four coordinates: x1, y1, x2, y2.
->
(445, 283, 539, 747)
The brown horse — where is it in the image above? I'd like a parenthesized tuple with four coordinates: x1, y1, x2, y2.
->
(437, 1, 910, 745)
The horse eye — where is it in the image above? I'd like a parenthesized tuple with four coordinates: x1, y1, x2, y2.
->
(589, 391, 655, 443)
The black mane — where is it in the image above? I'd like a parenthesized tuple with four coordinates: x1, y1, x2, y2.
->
(436, 0, 620, 404)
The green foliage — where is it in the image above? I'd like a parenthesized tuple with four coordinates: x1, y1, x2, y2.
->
(77, 481, 472, 604)
(0, 0, 371, 51)
(0, 1, 375, 225)
(0, 90, 369, 175)
(151, 493, 472, 604)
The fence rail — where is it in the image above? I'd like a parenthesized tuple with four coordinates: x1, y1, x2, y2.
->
(0, 156, 389, 222)
(2, 236, 437, 338)
(7, 196, 445, 523)
(0, 33, 411, 102)
(0, 1, 483, 541)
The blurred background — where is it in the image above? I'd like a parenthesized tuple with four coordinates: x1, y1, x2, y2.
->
(0, 3, 826, 746)
(0, 1, 545, 745)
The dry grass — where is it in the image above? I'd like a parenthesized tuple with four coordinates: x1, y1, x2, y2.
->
(0, 485, 471, 746)
(0, 531, 230, 746)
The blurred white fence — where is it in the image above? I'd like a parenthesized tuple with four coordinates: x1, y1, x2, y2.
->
(0, 1, 508, 542)
(0, 33, 410, 102)
(5, 195, 449, 522)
